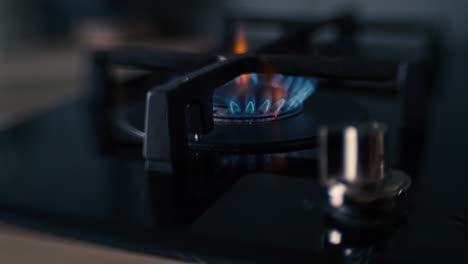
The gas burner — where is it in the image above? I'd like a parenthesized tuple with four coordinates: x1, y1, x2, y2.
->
(141, 54, 406, 162)
(213, 73, 316, 123)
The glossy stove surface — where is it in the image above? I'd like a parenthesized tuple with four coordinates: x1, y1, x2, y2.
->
(0, 99, 465, 263)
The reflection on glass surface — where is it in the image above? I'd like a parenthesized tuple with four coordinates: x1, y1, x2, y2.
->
(328, 229, 342, 245)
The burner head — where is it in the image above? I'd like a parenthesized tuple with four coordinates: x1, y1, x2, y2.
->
(213, 73, 316, 123)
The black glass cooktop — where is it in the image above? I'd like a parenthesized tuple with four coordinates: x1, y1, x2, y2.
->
(0, 96, 466, 263)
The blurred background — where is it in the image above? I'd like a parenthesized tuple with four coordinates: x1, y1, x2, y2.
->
(0, 0, 466, 261)
(1, 0, 467, 177)
(0, 0, 466, 127)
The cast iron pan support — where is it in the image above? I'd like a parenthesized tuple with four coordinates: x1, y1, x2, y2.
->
(144, 55, 407, 174)
(88, 49, 218, 155)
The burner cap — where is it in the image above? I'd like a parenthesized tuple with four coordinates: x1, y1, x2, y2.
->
(189, 91, 369, 153)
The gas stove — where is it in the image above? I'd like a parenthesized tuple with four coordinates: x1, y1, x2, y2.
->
(1, 13, 464, 264)
(91, 13, 438, 175)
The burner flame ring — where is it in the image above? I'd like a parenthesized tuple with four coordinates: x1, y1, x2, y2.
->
(213, 104, 303, 123)
(212, 74, 316, 123)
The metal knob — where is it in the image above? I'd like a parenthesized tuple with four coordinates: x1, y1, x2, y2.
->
(319, 121, 410, 204)
(320, 122, 387, 188)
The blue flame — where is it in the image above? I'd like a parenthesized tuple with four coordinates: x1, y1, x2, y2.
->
(284, 76, 294, 91)
(291, 77, 305, 95)
(258, 99, 271, 113)
(271, 74, 284, 87)
(285, 78, 316, 111)
(285, 96, 300, 111)
(245, 101, 255, 114)
(272, 98, 286, 113)
(299, 79, 316, 98)
(229, 101, 241, 114)
(215, 74, 317, 119)
(249, 73, 259, 85)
